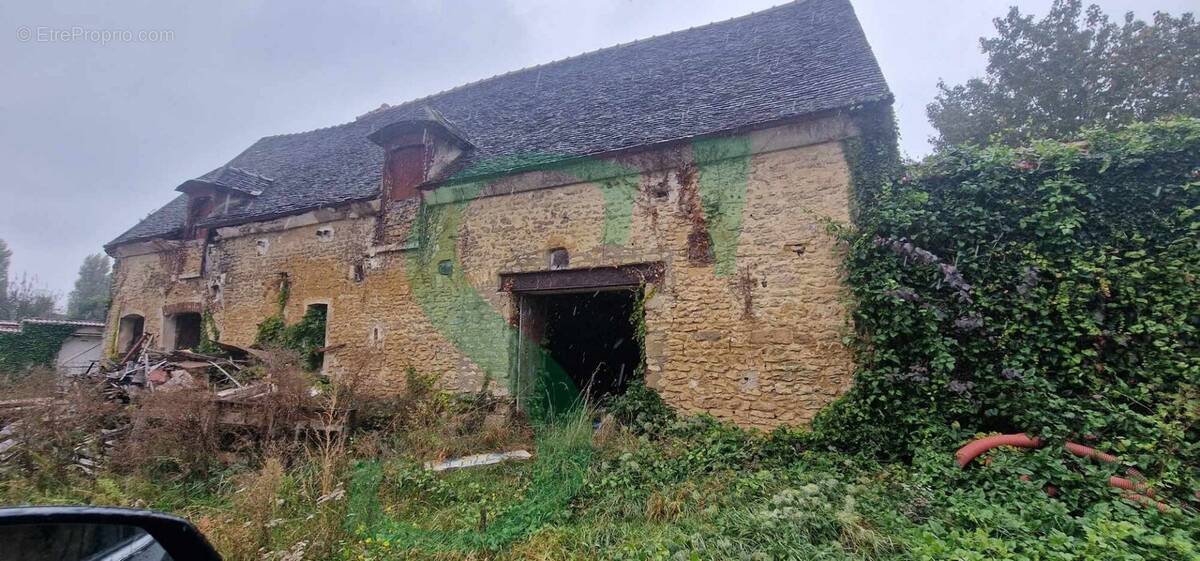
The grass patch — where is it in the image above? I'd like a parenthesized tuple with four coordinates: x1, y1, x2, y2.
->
(3, 371, 1196, 560)
(348, 408, 592, 554)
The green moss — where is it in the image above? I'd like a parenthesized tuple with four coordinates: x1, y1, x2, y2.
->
(694, 135, 753, 277)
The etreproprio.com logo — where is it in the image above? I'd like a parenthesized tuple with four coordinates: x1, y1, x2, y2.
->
(16, 26, 174, 44)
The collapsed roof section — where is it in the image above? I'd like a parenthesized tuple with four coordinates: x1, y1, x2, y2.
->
(178, 166, 274, 197)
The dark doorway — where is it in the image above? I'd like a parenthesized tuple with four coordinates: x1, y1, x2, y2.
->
(518, 289, 642, 409)
(169, 312, 202, 350)
(117, 314, 144, 353)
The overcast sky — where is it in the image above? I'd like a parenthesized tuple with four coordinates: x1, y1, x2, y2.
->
(0, 0, 1193, 303)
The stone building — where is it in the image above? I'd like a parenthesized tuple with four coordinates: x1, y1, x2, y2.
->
(104, 0, 892, 428)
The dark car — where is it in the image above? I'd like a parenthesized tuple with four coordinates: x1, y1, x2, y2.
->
(0, 506, 220, 561)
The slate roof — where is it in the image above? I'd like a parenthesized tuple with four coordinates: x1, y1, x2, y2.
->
(186, 166, 275, 196)
(107, 0, 890, 249)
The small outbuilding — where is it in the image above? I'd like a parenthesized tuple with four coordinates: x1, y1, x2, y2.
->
(0, 319, 105, 376)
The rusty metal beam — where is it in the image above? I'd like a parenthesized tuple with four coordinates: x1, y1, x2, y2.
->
(500, 262, 663, 293)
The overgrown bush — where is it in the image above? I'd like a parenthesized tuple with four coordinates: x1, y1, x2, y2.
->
(354, 367, 532, 463)
(605, 379, 676, 435)
(0, 365, 59, 400)
(815, 118, 1200, 499)
(114, 387, 224, 478)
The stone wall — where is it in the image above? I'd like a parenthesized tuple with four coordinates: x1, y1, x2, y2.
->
(106, 113, 860, 429)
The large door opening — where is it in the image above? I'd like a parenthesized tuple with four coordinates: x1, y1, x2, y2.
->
(516, 288, 643, 414)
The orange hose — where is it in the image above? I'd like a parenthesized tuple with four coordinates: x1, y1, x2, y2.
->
(954, 433, 1043, 468)
(956, 433, 1188, 513)
(1121, 492, 1171, 513)
(1109, 476, 1154, 497)
(1065, 441, 1119, 464)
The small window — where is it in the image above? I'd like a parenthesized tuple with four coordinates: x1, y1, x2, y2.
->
(549, 248, 569, 270)
(650, 177, 670, 199)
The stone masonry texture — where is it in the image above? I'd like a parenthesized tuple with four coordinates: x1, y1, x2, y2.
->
(105, 115, 859, 429)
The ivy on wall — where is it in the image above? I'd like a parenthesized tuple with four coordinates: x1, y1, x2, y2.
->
(841, 102, 903, 218)
(814, 117, 1200, 494)
(255, 305, 327, 371)
(0, 323, 80, 373)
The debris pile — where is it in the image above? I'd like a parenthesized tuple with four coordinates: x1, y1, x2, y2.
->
(101, 334, 262, 401)
(1, 336, 354, 474)
(95, 336, 353, 434)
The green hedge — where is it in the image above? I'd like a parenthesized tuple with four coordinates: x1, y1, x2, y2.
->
(816, 118, 1199, 490)
(0, 322, 80, 373)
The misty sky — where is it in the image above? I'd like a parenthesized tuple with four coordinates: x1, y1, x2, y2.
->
(0, 0, 1193, 303)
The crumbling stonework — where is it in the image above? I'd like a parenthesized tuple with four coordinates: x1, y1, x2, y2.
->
(106, 114, 859, 429)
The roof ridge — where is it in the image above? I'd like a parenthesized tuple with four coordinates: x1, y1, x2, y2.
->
(21, 318, 105, 327)
(253, 118, 366, 141)
(374, 1, 806, 115)
(375, 0, 806, 117)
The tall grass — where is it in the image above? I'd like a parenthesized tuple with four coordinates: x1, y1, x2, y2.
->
(348, 406, 593, 554)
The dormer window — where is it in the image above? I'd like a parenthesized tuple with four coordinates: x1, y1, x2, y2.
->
(368, 106, 472, 201)
(386, 145, 427, 200)
(185, 195, 214, 239)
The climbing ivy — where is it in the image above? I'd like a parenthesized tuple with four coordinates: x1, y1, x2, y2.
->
(814, 118, 1200, 497)
(276, 276, 291, 313)
(0, 323, 79, 373)
(630, 284, 650, 372)
(252, 276, 327, 370)
(841, 102, 903, 222)
(255, 305, 327, 371)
